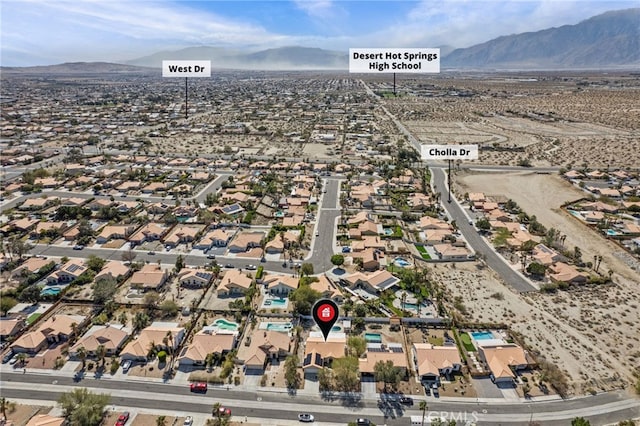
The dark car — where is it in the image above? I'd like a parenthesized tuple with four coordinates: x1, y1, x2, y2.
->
(190, 382, 208, 392)
(399, 396, 413, 406)
(115, 412, 130, 426)
(224, 264, 234, 268)
(2, 352, 14, 364)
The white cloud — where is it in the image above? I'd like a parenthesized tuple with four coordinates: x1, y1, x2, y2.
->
(1, 0, 295, 63)
(292, 0, 335, 18)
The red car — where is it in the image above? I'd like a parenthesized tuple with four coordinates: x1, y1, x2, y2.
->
(216, 406, 231, 417)
(115, 412, 130, 426)
(190, 382, 208, 392)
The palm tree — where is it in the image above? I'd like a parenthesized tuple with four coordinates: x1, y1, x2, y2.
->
(147, 341, 157, 359)
(401, 291, 407, 311)
(76, 347, 87, 370)
(95, 344, 107, 367)
(212, 402, 222, 418)
(15, 353, 27, 368)
(419, 400, 428, 426)
(156, 415, 166, 426)
(1, 397, 16, 419)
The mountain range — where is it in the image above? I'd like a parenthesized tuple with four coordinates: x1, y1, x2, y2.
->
(444, 8, 640, 69)
(2, 8, 638, 72)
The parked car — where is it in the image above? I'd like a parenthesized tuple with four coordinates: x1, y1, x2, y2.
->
(115, 412, 130, 426)
(147, 251, 155, 255)
(206, 253, 216, 259)
(298, 413, 315, 422)
(121, 360, 132, 373)
(190, 382, 208, 392)
(399, 396, 414, 406)
(224, 264, 234, 268)
(356, 419, 371, 426)
(73, 245, 84, 250)
(215, 406, 231, 417)
(183, 416, 193, 426)
(245, 264, 257, 270)
(2, 352, 14, 364)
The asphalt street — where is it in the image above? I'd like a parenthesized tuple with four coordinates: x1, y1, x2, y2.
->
(430, 167, 537, 292)
(2, 372, 640, 425)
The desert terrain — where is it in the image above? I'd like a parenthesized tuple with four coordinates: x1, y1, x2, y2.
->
(440, 171, 640, 394)
(432, 261, 639, 395)
(386, 74, 640, 168)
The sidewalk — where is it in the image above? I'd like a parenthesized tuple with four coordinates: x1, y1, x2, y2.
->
(1, 364, 562, 404)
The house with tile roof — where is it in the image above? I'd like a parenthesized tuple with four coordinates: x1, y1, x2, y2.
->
(120, 322, 185, 361)
(413, 343, 462, 384)
(11, 314, 86, 354)
(237, 329, 292, 373)
(70, 324, 130, 357)
(477, 344, 530, 384)
(264, 275, 299, 296)
(342, 270, 400, 295)
(178, 268, 214, 288)
(217, 269, 253, 297)
(177, 330, 237, 366)
(303, 333, 346, 378)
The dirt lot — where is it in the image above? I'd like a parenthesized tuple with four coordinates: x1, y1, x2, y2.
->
(431, 261, 639, 396)
(455, 171, 638, 286)
(131, 414, 182, 426)
(4, 404, 47, 425)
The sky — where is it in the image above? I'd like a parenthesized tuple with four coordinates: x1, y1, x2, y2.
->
(1, 0, 638, 66)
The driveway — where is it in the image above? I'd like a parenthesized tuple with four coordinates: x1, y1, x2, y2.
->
(472, 377, 504, 399)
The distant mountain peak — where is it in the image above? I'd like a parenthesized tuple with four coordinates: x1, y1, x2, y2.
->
(444, 8, 640, 69)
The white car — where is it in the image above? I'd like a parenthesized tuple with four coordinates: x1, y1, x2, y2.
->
(298, 413, 314, 423)
(183, 416, 193, 426)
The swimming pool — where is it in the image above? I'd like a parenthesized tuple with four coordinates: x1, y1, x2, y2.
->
(40, 287, 61, 296)
(214, 318, 239, 331)
(470, 331, 494, 340)
(606, 229, 619, 236)
(568, 210, 584, 220)
(365, 333, 382, 343)
(394, 257, 411, 267)
(265, 322, 293, 332)
(383, 228, 393, 236)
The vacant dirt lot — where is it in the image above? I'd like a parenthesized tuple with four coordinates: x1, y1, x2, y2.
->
(432, 259, 640, 396)
(455, 171, 638, 286)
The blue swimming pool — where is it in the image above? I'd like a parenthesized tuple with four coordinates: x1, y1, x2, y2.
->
(471, 331, 494, 340)
(383, 228, 393, 235)
(606, 229, 619, 236)
(266, 322, 293, 332)
(40, 287, 61, 296)
(394, 257, 411, 267)
(365, 333, 382, 343)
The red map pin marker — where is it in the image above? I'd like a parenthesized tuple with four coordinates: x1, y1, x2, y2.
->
(312, 299, 339, 342)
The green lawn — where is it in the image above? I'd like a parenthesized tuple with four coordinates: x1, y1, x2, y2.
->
(27, 313, 42, 324)
(460, 333, 476, 352)
(415, 245, 431, 260)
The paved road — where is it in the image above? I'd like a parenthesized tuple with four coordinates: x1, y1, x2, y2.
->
(306, 177, 343, 271)
(430, 167, 536, 293)
(2, 372, 640, 425)
(26, 175, 344, 276)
